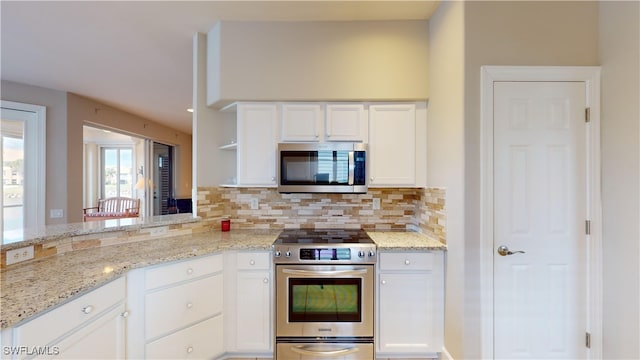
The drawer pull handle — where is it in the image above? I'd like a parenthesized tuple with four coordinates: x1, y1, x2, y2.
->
(186, 268, 194, 275)
(186, 302, 193, 309)
(263, 277, 269, 284)
(187, 346, 193, 354)
(121, 311, 129, 318)
(250, 260, 256, 266)
(405, 259, 411, 265)
(82, 305, 94, 314)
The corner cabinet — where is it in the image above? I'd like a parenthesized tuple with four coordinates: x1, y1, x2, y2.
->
(224, 250, 273, 356)
(221, 103, 278, 187)
(369, 103, 426, 187)
(377, 251, 445, 357)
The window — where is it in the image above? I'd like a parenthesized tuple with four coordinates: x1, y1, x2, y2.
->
(1, 101, 46, 244)
(101, 147, 133, 198)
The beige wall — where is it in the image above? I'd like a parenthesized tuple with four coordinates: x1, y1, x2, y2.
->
(427, 1, 465, 358)
(1, 80, 69, 225)
(68, 94, 193, 213)
(599, 1, 640, 358)
(1, 81, 192, 224)
(429, 1, 600, 358)
(207, 20, 429, 107)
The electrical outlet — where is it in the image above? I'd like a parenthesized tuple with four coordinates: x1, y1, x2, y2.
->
(50, 209, 63, 218)
(372, 198, 381, 210)
(250, 198, 259, 210)
(149, 226, 168, 237)
(6, 246, 35, 266)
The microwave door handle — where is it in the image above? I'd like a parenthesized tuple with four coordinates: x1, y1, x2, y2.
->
(348, 151, 355, 185)
(282, 268, 368, 277)
(291, 345, 360, 357)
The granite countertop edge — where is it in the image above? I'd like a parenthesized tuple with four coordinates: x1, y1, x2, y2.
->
(1, 230, 445, 329)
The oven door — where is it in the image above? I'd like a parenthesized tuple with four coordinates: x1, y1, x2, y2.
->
(276, 264, 374, 338)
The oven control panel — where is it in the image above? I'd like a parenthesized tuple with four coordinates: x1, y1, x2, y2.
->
(272, 245, 376, 264)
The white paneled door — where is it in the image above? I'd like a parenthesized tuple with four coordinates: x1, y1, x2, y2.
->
(493, 81, 587, 359)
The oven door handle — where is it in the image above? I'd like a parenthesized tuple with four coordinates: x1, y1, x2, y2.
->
(291, 345, 360, 357)
(282, 268, 368, 277)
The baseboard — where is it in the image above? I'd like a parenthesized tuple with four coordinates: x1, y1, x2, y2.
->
(440, 347, 454, 360)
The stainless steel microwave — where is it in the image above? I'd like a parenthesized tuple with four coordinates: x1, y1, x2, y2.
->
(277, 143, 367, 193)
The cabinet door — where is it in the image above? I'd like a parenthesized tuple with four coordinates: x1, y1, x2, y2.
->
(326, 104, 367, 142)
(237, 103, 278, 185)
(369, 104, 416, 186)
(378, 272, 436, 354)
(236, 270, 272, 352)
(52, 304, 126, 359)
(281, 104, 322, 142)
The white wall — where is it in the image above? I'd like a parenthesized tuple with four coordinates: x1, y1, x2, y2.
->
(599, 2, 640, 358)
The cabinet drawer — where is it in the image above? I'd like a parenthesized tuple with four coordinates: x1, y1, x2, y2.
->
(13, 277, 125, 348)
(236, 251, 271, 270)
(145, 274, 222, 340)
(379, 252, 434, 271)
(145, 254, 222, 290)
(146, 315, 223, 359)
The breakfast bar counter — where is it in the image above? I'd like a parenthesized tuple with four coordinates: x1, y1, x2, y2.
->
(1, 228, 445, 329)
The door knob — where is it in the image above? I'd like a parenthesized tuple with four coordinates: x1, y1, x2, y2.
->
(497, 245, 525, 256)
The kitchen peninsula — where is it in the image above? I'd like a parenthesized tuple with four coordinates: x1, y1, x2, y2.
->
(1, 214, 445, 359)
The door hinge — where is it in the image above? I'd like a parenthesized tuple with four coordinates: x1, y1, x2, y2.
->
(586, 332, 591, 348)
(585, 108, 591, 123)
(586, 220, 591, 235)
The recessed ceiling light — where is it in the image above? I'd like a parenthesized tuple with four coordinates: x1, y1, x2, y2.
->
(187, 108, 194, 113)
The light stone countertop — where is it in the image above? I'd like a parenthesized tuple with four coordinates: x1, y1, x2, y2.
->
(1, 213, 199, 250)
(0, 229, 445, 329)
(368, 231, 447, 250)
(0, 229, 279, 329)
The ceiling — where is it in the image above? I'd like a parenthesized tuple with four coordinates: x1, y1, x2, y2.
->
(1, 1, 439, 135)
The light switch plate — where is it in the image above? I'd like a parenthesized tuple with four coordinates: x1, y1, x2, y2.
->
(149, 226, 168, 237)
(50, 209, 63, 218)
(372, 198, 381, 210)
(250, 198, 259, 210)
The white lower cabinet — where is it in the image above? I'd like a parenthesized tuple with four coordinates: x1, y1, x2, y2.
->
(4, 277, 126, 360)
(224, 250, 273, 356)
(126, 253, 225, 359)
(377, 251, 444, 358)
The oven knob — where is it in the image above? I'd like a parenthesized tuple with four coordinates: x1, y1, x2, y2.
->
(368, 250, 376, 257)
(285, 251, 291, 257)
(274, 251, 282, 257)
(358, 250, 365, 258)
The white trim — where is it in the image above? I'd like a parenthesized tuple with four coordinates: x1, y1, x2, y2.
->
(441, 346, 454, 360)
(479, 66, 602, 359)
(0, 100, 46, 230)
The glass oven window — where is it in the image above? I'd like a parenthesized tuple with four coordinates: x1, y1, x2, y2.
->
(289, 278, 361, 322)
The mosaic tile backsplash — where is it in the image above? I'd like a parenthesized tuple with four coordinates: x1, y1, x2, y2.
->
(197, 187, 446, 244)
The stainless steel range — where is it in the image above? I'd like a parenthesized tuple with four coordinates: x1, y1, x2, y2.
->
(273, 229, 376, 360)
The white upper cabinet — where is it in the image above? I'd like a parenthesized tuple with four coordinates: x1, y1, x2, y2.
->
(280, 103, 367, 142)
(236, 103, 279, 186)
(325, 104, 367, 142)
(369, 104, 418, 186)
(281, 104, 323, 142)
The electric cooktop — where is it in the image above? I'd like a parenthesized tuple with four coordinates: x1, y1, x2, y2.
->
(273, 229, 375, 245)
